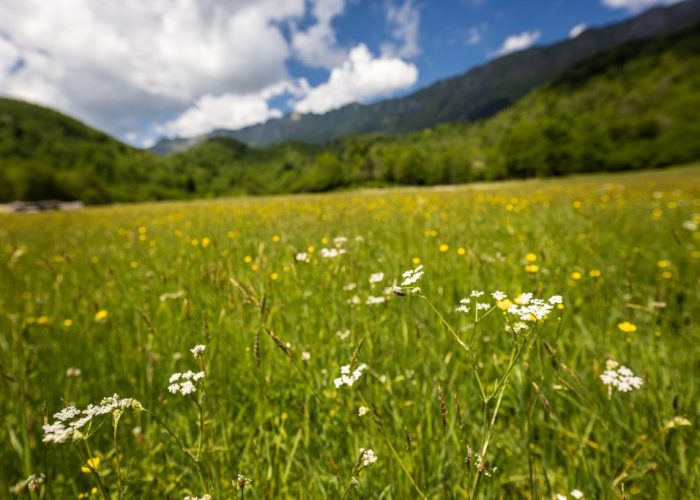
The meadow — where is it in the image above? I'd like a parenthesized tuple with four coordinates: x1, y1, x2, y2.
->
(1, 165, 699, 499)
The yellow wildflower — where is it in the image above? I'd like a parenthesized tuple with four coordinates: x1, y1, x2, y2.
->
(617, 321, 637, 333)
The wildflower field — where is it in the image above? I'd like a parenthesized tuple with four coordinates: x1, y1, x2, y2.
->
(1, 165, 699, 499)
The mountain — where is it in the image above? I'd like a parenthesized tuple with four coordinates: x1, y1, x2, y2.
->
(151, 0, 700, 153)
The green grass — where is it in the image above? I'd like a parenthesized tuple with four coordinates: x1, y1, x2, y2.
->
(1, 165, 699, 498)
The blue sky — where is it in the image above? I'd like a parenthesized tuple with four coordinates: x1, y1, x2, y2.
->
(0, 0, 680, 146)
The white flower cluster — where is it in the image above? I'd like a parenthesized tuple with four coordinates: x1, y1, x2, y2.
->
(233, 474, 253, 491)
(183, 495, 211, 500)
(507, 293, 562, 322)
(190, 344, 206, 358)
(359, 448, 378, 467)
(9, 474, 45, 495)
(600, 360, 643, 393)
(456, 298, 471, 313)
(295, 252, 309, 263)
(369, 272, 384, 284)
(43, 394, 142, 443)
(168, 371, 205, 396)
(334, 363, 368, 388)
(366, 295, 386, 305)
(400, 265, 424, 286)
(320, 247, 346, 258)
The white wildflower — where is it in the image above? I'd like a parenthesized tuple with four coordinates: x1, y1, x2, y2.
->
(301, 351, 311, 361)
(366, 295, 386, 305)
(400, 265, 424, 286)
(336, 329, 351, 340)
(359, 448, 377, 467)
(476, 302, 490, 311)
(548, 295, 563, 305)
(470, 290, 484, 297)
(343, 282, 357, 291)
(600, 362, 643, 393)
(66, 367, 81, 378)
(321, 247, 346, 258)
(333, 236, 348, 247)
(233, 474, 253, 490)
(571, 489, 584, 499)
(43, 394, 142, 444)
(358, 406, 369, 416)
(295, 252, 309, 262)
(190, 344, 206, 358)
(347, 295, 361, 305)
(168, 370, 205, 396)
(369, 272, 384, 284)
(491, 290, 507, 301)
(334, 363, 368, 388)
(682, 220, 697, 231)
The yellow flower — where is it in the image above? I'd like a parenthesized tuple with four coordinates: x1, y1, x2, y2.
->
(589, 269, 601, 278)
(438, 243, 449, 253)
(656, 260, 670, 268)
(81, 456, 101, 474)
(497, 299, 512, 311)
(525, 264, 539, 273)
(201, 237, 210, 248)
(37, 316, 49, 325)
(272, 234, 281, 242)
(572, 200, 582, 209)
(661, 271, 673, 280)
(457, 247, 466, 256)
(130, 261, 139, 269)
(525, 252, 537, 262)
(94, 310, 109, 322)
(570, 271, 582, 281)
(243, 255, 252, 264)
(412, 257, 421, 265)
(617, 321, 637, 333)
(270, 272, 279, 281)
(307, 245, 315, 253)
(321, 237, 328, 245)
(191, 238, 199, 246)
(63, 319, 73, 327)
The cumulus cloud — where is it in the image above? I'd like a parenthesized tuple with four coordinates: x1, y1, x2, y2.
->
(569, 23, 587, 38)
(601, 0, 681, 11)
(159, 81, 308, 137)
(381, 0, 421, 58)
(0, 0, 305, 140)
(493, 30, 541, 56)
(294, 44, 418, 115)
(291, 0, 347, 69)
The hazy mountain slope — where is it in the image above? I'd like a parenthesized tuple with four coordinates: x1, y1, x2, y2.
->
(165, 0, 700, 149)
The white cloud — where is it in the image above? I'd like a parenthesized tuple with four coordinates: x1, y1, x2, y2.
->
(158, 81, 307, 137)
(493, 31, 541, 56)
(291, 0, 347, 69)
(294, 44, 418, 114)
(601, 0, 681, 11)
(0, 0, 305, 140)
(381, 0, 421, 58)
(569, 23, 587, 38)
